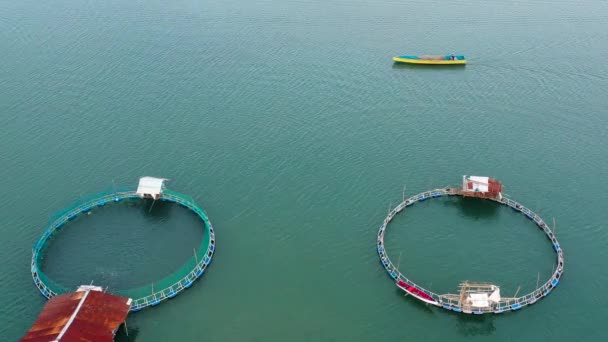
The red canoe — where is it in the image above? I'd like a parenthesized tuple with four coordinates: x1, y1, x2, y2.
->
(396, 281, 439, 306)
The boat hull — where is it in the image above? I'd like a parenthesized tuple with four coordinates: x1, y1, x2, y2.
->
(393, 56, 466, 65)
(396, 281, 440, 306)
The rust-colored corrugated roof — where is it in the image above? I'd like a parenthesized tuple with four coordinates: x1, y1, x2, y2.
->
(21, 290, 131, 342)
(488, 178, 503, 195)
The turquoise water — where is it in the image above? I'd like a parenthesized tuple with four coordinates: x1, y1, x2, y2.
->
(1, 0, 607, 340)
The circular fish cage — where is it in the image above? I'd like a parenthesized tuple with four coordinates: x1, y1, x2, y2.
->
(31, 184, 215, 312)
(377, 182, 564, 314)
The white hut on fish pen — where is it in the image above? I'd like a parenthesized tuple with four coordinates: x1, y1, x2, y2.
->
(461, 175, 503, 200)
(136, 177, 167, 200)
(458, 282, 502, 311)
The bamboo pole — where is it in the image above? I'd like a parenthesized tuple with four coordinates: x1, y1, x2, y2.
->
(397, 251, 402, 270)
(148, 199, 157, 213)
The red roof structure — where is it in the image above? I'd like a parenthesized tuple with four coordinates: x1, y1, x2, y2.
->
(21, 288, 131, 342)
(461, 176, 503, 199)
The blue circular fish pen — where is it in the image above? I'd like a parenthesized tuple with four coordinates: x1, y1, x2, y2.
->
(31, 184, 215, 312)
(377, 181, 564, 314)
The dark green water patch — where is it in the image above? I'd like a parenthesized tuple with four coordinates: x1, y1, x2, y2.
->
(41, 199, 204, 292)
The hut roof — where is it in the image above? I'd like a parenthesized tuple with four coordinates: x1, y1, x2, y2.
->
(136, 176, 167, 198)
(462, 176, 503, 195)
(467, 176, 490, 192)
(468, 293, 490, 308)
(21, 289, 131, 342)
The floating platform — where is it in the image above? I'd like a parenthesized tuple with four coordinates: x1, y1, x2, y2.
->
(376, 176, 564, 314)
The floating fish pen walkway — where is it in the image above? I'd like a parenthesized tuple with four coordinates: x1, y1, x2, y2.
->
(377, 184, 564, 314)
(31, 183, 215, 312)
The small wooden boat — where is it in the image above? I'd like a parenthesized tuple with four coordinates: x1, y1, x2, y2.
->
(396, 280, 440, 306)
(393, 55, 466, 65)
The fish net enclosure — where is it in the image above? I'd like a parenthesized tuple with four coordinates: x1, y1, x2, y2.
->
(377, 182, 564, 314)
(32, 187, 215, 311)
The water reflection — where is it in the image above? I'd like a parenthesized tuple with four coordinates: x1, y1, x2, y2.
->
(391, 62, 467, 71)
(395, 289, 435, 316)
(115, 324, 139, 341)
(140, 198, 173, 221)
(444, 197, 500, 219)
(455, 314, 496, 337)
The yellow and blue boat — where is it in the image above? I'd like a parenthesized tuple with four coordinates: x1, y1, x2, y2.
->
(393, 55, 466, 65)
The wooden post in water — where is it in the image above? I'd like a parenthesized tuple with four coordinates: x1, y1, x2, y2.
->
(123, 319, 129, 336)
(148, 199, 157, 213)
(553, 217, 557, 236)
(397, 251, 402, 270)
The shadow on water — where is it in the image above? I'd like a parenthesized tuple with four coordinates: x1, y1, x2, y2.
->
(395, 289, 435, 316)
(140, 198, 173, 221)
(444, 197, 500, 219)
(455, 314, 496, 337)
(115, 324, 139, 342)
(391, 62, 467, 71)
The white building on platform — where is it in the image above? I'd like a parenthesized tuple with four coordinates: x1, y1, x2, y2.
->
(136, 177, 167, 200)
